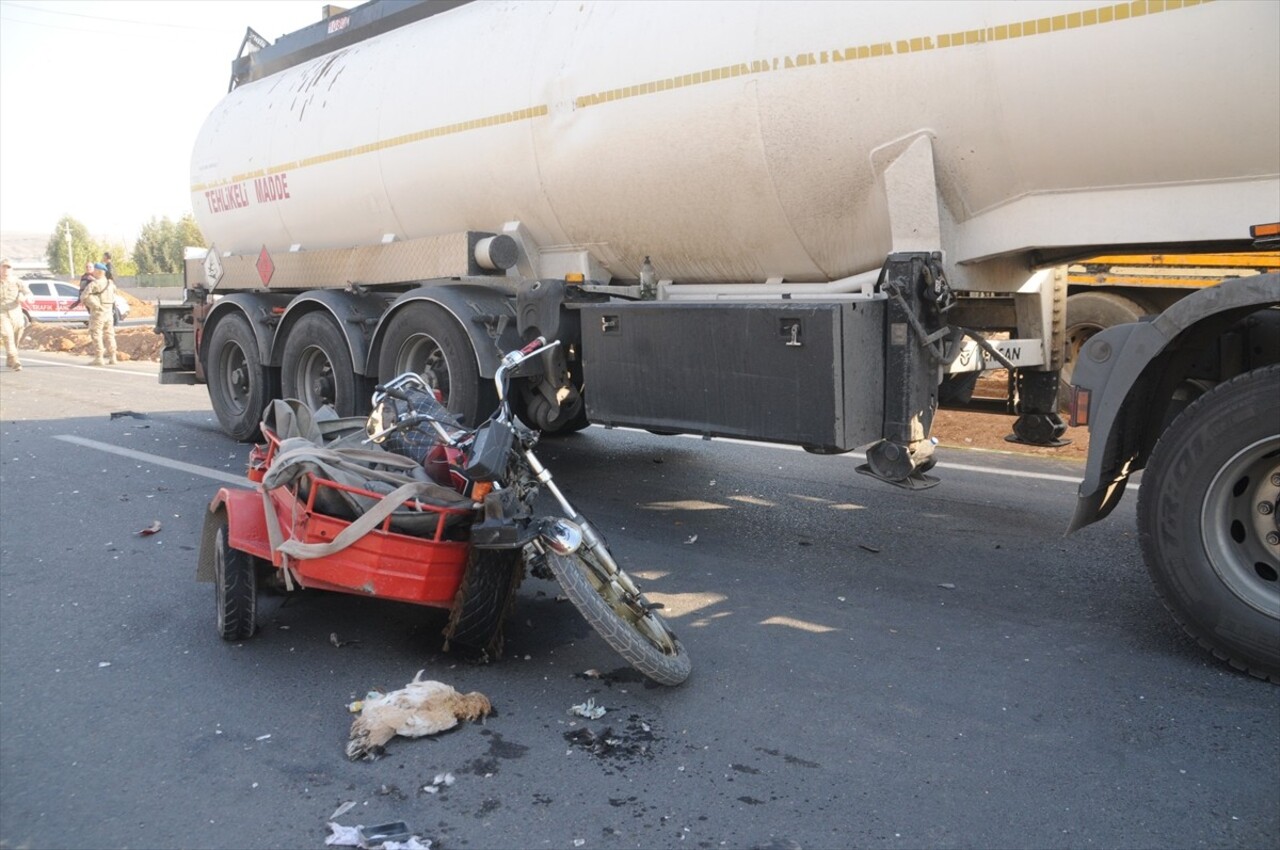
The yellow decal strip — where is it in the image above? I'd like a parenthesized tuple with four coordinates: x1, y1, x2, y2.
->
(191, 105, 548, 192)
(575, 0, 1206, 109)
(191, 0, 1206, 193)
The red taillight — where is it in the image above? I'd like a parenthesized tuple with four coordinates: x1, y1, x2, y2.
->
(1069, 386, 1090, 428)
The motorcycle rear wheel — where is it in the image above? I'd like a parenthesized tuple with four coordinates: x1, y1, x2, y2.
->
(443, 548, 523, 660)
(546, 548, 691, 686)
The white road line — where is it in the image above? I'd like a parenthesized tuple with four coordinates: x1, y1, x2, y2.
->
(652, 429, 1084, 484)
(54, 435, 248, 486)
(22, 357, 157, 376)
(50, 411, 1082, 489)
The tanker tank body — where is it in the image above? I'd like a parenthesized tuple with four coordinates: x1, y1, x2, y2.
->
(171, 0, 1278, 464)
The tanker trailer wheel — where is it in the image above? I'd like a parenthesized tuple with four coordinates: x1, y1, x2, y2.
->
(213, 513, 257, 641)
(377, 302, 496, 426)
(206, 314, 274, 442)
(280, 312, 362, 417)
(1060, 292, 1147, 410)
(1136, 364, 1280, 682)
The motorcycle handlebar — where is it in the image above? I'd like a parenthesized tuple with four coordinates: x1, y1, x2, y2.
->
(494, 337, 560, 401)
(373, 383, 411, 402)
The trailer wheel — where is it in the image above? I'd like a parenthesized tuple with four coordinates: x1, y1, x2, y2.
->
(378, 302, 496, 426)
(1137, 365, 1280, 682)
(281, 312, 362, 416)
(442, 549, 523, 659)
(1060, 292, 1147, 410)
(213, 514, 257, 641)
(207, 314, 273, 442)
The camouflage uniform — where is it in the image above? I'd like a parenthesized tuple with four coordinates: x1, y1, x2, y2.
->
(84, 266, 117, 366)
(0, 259, 31, 371)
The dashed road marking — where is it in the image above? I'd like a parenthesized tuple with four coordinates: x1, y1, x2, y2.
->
(54, 435, 247, 486)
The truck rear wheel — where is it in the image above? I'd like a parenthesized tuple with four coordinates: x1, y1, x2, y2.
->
(377, 302, 496, 426)
(207, 313, 274, 442)
(1060, 292, 1147, 410)
(280, 311, 363, 416)
(1137, 365, 1280, 682)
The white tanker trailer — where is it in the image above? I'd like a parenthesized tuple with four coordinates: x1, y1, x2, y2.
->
(158, 0, 1280, 679)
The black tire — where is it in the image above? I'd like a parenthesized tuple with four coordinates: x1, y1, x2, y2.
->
(519, 387, 590, 436)
(545, 547, 691, 686)
(443, 549, 523, 659)
(213, 515, 257, 641)
(280, 311, 363, 417)
(206, 314, 275, 442)
(377, 302, 497, 426)
(1060, 292, 1147, 410)
(112, 306, 123, 326)
(1137, 365, 1280, 682)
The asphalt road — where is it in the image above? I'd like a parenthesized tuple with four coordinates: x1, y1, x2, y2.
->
(1, 352, 1277, 850)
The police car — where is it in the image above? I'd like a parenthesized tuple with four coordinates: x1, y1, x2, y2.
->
(20, 278, 130, 326)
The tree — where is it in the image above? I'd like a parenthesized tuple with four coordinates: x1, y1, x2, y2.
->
(133, 213, 207, 273)
(100, 240, 138, 277)
(44, 215, 100, 276)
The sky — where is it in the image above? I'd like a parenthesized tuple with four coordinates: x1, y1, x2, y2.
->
(0, 0, 323, 245)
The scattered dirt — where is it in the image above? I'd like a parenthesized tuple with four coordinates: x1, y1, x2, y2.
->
(118, 290, 157, 319)
(14, 320, 1087, 459)
(933, 407, 1088, 460)
(19, 322, 163, 362)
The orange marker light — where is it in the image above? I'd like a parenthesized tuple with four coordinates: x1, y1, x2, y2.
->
(1069, 387, 1090, 428)
(1250, 222, 1280, 239)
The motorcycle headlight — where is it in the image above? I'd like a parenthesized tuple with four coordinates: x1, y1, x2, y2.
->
(540, 518, 583, 555)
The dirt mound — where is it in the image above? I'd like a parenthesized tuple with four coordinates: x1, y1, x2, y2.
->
(19, 323, 163, 362)
(119, 289, 157, 319)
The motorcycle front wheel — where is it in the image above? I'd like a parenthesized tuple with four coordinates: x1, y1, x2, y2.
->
(546, 548, 691, 686)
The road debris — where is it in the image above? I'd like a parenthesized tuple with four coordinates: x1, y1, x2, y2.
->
(331, 801, 357, 819)
(109, 410, 150, 420)
(325, 821, 430, 849)
(136, 520, 162, 536)
(684, 534, 698, 544)
(569, 698, 606, 720)
(331, 632, 361, 649)
(938, 583, 956, 590)
(422, 772, 456, 794)
(346, 671, 492, 760)
(858, 544, 881, 553)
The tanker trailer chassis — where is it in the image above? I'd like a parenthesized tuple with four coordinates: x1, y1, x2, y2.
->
(161, 244, 1067, 491)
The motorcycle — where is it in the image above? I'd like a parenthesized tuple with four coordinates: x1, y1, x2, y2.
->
(199, 337, 690, 686)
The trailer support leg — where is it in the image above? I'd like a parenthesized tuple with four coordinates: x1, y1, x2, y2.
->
(1007, 369, 1070, 446)
(857, 253, 942, 490)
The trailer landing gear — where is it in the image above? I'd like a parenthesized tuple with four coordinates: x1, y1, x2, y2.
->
(1007, 369, 1070, 447)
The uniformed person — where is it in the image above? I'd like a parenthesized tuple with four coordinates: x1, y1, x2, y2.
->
(84, 262, 118, 366)
(1, 258, 32, 371)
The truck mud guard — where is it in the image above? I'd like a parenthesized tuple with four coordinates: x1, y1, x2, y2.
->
(205, 292, 296, 370)
(368, 284, 523, 380)
(271, 288, 393, 375)
(1068, 274, 1280, 531)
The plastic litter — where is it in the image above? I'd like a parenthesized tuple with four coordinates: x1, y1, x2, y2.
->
(325, 821, 432, 849)
(569, 698, 606, 720)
